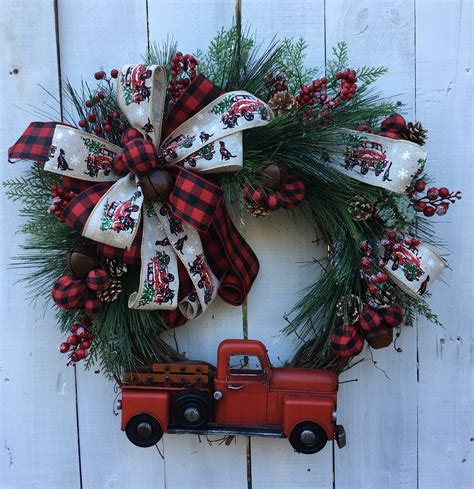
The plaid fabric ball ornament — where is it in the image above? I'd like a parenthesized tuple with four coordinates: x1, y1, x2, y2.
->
(331, 324, 365, 357)
(52, 276, 88, 309)
(382, 306, 404, 328)
(86, 269, 111, 291)
(83, 293, 104, 317)
(359, 306, 383, 332)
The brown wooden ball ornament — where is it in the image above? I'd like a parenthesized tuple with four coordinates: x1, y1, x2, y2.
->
(139, 169, 174, 201)
(261, 162, 288, 190)
(66, 245, 99, 278)
(364, 326, 393, 349)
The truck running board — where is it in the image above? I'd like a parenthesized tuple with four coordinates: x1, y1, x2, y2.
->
(167, 424, 285, 438)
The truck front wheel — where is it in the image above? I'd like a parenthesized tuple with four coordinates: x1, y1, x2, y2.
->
(289, 422, 327, 454)
(125, 414, 163, 448)
(173, 389, 213, 428)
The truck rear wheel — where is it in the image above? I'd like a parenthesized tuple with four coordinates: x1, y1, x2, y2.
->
(172, 389, 213, 428)
(125, 414, 163, 448)
(289, 421, 327, 454)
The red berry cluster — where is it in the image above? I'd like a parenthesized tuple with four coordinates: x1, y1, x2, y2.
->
(79, 69, 126, 137)
(335, 69, 357, 100)
(167, 52, 199, 104)
(412, 181, 461, 217)
(48, 185, 76, 221)
(59, 319, 94, 364)
(359, 240, 389, 295)
(265, 72, 289, 95)
(296, 77, 330, 107)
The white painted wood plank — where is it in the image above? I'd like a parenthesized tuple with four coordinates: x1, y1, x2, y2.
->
(148, 2, 250, 488)
(416, 2, 473, 488)
(325, 2, 418, 488)
(0, 1, 80, 487)
(241, 1, 335, 487)
(56, 2, 166, 488)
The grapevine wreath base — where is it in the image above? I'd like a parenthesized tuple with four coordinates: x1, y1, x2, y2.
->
(6, 28, 460, 389)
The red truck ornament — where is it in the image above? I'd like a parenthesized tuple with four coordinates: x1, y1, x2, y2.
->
(119, 339, 346, 454)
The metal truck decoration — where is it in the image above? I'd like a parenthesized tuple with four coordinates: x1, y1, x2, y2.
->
(119, 339, 346, 454)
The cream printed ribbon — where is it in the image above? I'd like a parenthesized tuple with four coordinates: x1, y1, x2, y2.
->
(41, 65, 273, 316)
(328, 129, 428, 194)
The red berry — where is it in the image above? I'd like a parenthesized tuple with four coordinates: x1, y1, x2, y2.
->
(97, 91, 106, 100)
(104, 125, 113, 133)
(436, 203, 449, 216)
(94, 71, 103, 80)
(94, 126, 102, 135)
(370, 275, 379, 284)
(85, 99, 94, 108)
(368, 285, 377, 294)
(415, 180, 426, 192)
(359, 241, 369, 252)
(59, 342, 70, 353)
(438, 187, 450, 199)
(70, 323, 79, 333)
(427, 187, 439, 199)
(410, 237, 420, 247)
(67, 334, 79, 346)
(118, 124, 126, 132)
(112, 111, 120, 120)
(78, 119, 87, 128)
(87, 113, 97, 123)
(388, 231, 397, 241)
(75, 349, 87, 360)
(377, 272, 388, 282)
(360, 257, 372, 268)
(110, 69, 119, 78)
(423, 205, 436, 217)
(81, 340, 91, 349)
(415, 201, 426, 212)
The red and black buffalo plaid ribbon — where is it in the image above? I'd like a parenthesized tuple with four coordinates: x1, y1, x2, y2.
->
(202, 202, 259, 306)
(8, 121, 59, 163)
(169, 169, 223, 234)
(163, 73, 223, 138)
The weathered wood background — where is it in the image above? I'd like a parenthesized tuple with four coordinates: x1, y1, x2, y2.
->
(0, 1, 472, 488)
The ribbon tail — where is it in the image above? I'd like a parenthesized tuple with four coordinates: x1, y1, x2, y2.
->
(202, 202, 260, 306)
(154, 201, 219, 320)
(128, 202, 179, 310)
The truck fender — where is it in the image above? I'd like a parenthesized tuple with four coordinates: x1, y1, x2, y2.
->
(121, 389, 170, 433)
(282, 395, 336, 441)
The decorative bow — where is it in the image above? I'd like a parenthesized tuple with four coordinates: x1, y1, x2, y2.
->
(9, 65, 273, 323)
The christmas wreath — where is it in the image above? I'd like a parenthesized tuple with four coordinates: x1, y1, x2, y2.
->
(5, 27, 460, 382)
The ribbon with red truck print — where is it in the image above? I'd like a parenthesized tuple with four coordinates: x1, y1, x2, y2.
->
(9, 65, 274, 325)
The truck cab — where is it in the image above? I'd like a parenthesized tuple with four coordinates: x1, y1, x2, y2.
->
(120, 339, 345, 454)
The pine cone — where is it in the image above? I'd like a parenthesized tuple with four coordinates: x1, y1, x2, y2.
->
(268, 92, 297, 115)
(336, 295, 363, 323)
(103, 258, 128, 278)
(403, 122, 427, 146)
(96, 278, 122, 303)
(246, 202, 269, 219)
(367, 284, 396, 309)
(348, 198, 373, 221)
